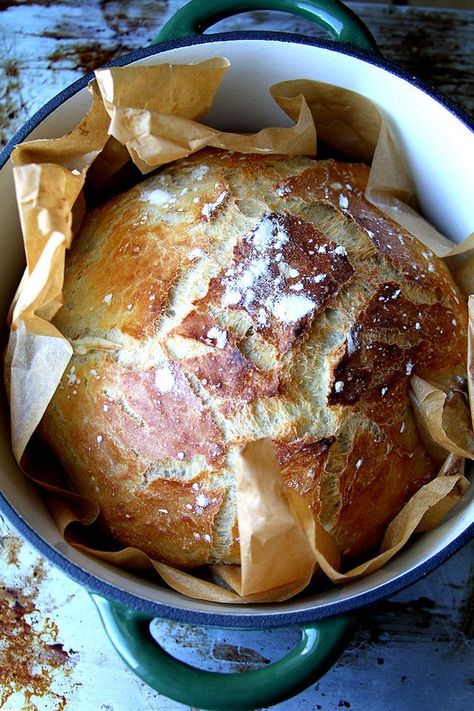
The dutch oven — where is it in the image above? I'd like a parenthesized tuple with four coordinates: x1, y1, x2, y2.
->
(0, 1, 473, 709)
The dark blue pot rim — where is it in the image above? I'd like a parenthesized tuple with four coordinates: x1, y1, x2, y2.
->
(1, 30, 473, 629)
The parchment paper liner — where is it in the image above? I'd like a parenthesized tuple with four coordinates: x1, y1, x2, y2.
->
(4, 58, 473, 603)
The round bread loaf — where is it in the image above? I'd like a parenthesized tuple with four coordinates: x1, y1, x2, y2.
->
(39, 148, 468, 568)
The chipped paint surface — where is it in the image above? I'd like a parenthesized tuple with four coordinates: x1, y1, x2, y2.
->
(0, 1, 473, 708)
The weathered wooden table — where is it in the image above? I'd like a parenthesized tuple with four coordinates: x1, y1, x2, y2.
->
(1, 1, 473, 709)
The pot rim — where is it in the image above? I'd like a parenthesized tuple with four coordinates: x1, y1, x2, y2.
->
(1, 30, 473, 628)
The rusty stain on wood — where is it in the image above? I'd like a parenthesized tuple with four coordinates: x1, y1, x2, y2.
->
(0, 57, 25, 147)
(47, 43, 121, 73)
(0, 534, 79, 710)
(211, 642, 270, 670)
(99, 0, 170, 40)
(2, 533, 22, 565)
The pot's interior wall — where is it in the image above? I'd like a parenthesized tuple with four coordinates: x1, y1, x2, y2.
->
(0, 39, 473, 620)
(0, 85, 95, 544)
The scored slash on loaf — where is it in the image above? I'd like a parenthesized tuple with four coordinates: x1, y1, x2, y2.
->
(38, 149, 467, 568)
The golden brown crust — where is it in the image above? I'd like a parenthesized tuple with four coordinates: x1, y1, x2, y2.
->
(39, 148, 468, 567)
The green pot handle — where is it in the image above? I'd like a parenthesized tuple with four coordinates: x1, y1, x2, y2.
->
(91, 593, 356, 710)
(153, 0, 378, 53)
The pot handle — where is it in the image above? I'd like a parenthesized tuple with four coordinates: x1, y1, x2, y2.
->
(153, 0, 378, 53)
(91, 593, 356, 710)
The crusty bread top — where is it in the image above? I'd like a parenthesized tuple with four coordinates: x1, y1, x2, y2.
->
(39, 149, 468, 568)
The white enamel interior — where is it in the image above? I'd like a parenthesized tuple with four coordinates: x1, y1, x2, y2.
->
(1, 39, 473, 620)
